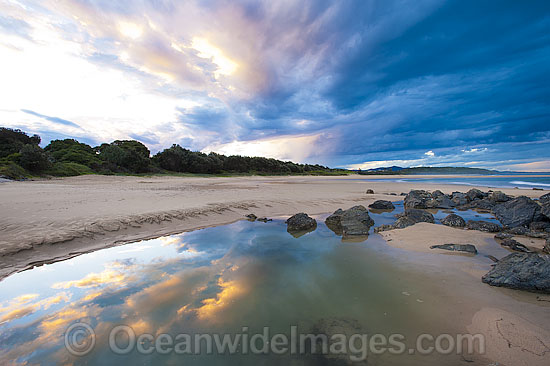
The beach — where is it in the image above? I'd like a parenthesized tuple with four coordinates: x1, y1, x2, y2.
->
(1, 174, 549, 365)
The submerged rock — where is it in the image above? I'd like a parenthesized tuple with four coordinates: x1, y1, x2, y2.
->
(257, 217, 272, 222)
(430, 244, 477, 254)
(441, 213, 466, 228)
(482, 253, 550, 293)
(500, 238, 532, 253)
(466, 220, 501, 233)
(493, 196, 544, 228)
(286, 213, 317, 236)
(368, 200, 395, 210)
(326, 206, 374, 237)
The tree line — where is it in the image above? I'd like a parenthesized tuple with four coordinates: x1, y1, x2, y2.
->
(0, 127, 344, 179)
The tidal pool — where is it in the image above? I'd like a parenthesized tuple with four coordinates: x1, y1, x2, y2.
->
(0, 210, 497, 365)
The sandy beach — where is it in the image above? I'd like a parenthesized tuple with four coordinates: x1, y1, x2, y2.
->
(1, 174, 549, 365)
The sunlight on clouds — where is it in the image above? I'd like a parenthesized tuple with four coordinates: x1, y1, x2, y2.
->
(203, 133, 325, 162)
(118, 21, 143, 39)
(191, 37, 238, 77)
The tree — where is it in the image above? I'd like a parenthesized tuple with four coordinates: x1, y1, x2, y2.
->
(0, 127, 40, 158)
(18, 144, 51, 172)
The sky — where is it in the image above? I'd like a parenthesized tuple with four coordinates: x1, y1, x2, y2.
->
(0, 0, 549, 171)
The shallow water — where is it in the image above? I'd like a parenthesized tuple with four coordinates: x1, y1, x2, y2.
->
(0, 208, 504, 365)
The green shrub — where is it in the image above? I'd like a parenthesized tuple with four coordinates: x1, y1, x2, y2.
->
(0, 162, 29, 180)
(47, 162, 94, 176)
(18, 144, 51, 172)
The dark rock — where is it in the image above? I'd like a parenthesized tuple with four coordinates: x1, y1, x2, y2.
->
(493, 196, 544, 228)
(543, 239, 550, 254)
(501, 238, 532, 253)
(325, 206, 374, 236)
(541, 200, 550, 220)
(374, 224, 395, 233)
(432, 190, 445, 198)
(430, 244, 477, 254)
(482, 253, 550, 293)
(286, 213, 316, 235)
(257, 217, 272, 222)
(365, 189, 375, 194)
(506, 226, 528, 235)
(404, 190, 434, 209)
(451, 192, 470, 206)
(400, 192, 407, 196)
(466, 220, 501, 233)
(533, 187, 543, 191)
(494, 232, 513, 240)
(488, 191, 511, 203)
(368, 200, 395, 210)
(525, 231, 549, 239)
(441, 214, 466, 228)
(245, 214, 257, 221)
(434, 195, 455, 209)
(402, 208, 435, 224)
(466, 188, 485, 201)
(462, 199, 495, 212)
(393, 216, 417, 229)
(530, 221, 550, 232)
(325, 209, 344, 235)
(539, 193, 550, 204)
(389, 193, 397, 196)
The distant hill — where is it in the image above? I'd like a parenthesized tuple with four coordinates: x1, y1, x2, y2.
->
(358, 166, 498, 175)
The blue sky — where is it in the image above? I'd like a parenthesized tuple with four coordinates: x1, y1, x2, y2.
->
(0, 0, 549, 170)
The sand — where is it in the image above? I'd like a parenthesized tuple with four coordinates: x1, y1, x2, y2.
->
(1, 174, 549, 365)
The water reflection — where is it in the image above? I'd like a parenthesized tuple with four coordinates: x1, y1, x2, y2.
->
(0, 212, 489, 365)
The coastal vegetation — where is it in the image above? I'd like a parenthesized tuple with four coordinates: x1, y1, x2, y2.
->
(0, 127, 345, 179)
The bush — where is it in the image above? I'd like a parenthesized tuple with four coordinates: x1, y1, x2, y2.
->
(18, 144, 51, 172)
(0, 162, 29, 180)
(0, 128, 40, 158)
(47, 162, 94, 176)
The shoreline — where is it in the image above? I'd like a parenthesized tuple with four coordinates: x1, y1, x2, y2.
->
(0, 174, 547, 279)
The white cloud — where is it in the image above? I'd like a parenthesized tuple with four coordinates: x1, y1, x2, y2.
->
(424, 150, 435, 157)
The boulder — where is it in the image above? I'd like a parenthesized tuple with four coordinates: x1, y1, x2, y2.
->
(325, 206, 374, 236)
(506, 226, 528, 235)
(466, 220, 501, 233)
(466, 188, 485, 201)
(404, 190, 434, 209)
(500, 238, 532, 253)
(488, 191, 511, 203)
(401, 208, 435, 224)
(451, 192, 470, 206)
(441, 213, 466, 228)
(462, 199, 495, 212)
(257, 217, 272, 222)
(539, 193, 550, 204)
(286, 213, 317, 234)
(541, 200, 550, 220)
(368, 200, 395, 210)
(365, 189, 375, 194)
(482, 253, 550, 293)
(432, 190, 445, 198)
(434, 195, 455, 209)
(543, 239, 550, 254)
(530, 221, 550, 232)
(393, 216, 418, 229)
(430, 244, 477, 254)
(493, 196, 544, 228)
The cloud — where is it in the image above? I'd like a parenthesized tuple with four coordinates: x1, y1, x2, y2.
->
(21, 109, 81, 128)
(0, 0, 548, 169)
(424, 150, 435, 157)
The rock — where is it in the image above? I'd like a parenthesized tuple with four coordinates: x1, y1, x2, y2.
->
(430, 244, 477, 254)
(533, 187, 543, 191)
(389, 193, 397, 196)
(451, 192, 470, 206)
(325, 209, 344, 235)
(402, 208, 435, 224)
(466, 188, 485, 201)
(257, 217, 272, 222)
(506, 226, 528, 235)
(539, 193, 550, 204)
(494, 232, 513, 240)
(501, 238, 532, 253)
(393, 216, 417, 229)
(400, 192, 407, 196)
(368, 200, 395, 210)
(466, 220, 501, 233)
(365, 189, 375, 194)
(530, 221, 550, 232)
(543, 239, 550, 254)
(441, 213, 466, 228)
(525, 231, 549, 239)
(462, 199, 495, 212)
(541, 200, 550, 220)
(325, 206, 374, 237)
(482, 253, 550, 293)
(434, 195, 455, 209)
(486, 255, 499, 263)
(493, 196, 544, 228)
(404, 190, 434, 209)
(488, 191, 511, 203)
(374, 224, 395, 233)
(245, 213, 257, 221)
(286, 213, 317, 235)
(432, 190, 445, 198)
